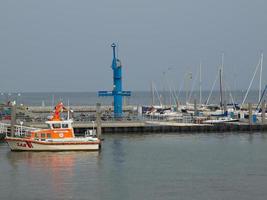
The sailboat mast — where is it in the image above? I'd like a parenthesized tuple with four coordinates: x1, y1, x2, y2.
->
(151, 81, 155, 106)
(220, 53, 224, 109)
(219, 68, 223, 108)
(259, 52, 264, 102)
(67, 99, 70, 120)
(199, 62, 202, 105)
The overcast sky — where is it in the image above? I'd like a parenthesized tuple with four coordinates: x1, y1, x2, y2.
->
(1, 0, 267, 92)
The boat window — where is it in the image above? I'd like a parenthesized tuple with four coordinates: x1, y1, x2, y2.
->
(62, 124, 68, 128)
(35, 133, 38, 138)
(47, 133, 51, 138)
(41, 133, 46, 138)
(52, 124, 61, 129)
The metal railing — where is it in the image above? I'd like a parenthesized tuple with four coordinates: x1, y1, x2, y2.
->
(0, 122, 40, 138)
(0, 123, 9, 136)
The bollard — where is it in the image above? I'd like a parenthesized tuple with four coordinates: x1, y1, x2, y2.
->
(262, 100, 266, 125)
(96, 103, 102, 138)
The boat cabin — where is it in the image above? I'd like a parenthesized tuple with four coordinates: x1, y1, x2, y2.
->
(46, 120, 73, 130)
(28, 119, 75, 141)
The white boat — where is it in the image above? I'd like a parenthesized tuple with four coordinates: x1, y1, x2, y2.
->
(5, 102, 101, 151)
(5, 136, 100, 151)
(203, 117, 238, 124)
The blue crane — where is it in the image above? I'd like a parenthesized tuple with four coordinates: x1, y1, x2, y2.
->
(98, 43, 131, 118)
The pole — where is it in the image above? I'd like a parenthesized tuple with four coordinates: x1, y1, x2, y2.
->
(10, 102, 16, 137)
(219, 69, 223, 108)
(259, 52, 264, 102)
(199, 62, 202, 105)
(96, 103, 102, 138)
(151, 81, 155, 106)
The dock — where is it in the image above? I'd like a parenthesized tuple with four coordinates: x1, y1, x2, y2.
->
(2, 103, 267, 136)
(23, 121, 267, 134)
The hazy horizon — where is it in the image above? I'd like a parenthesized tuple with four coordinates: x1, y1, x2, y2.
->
(2, 0, 267, 92)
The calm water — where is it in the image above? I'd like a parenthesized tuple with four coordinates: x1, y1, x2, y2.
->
(1, 133, 267, 200)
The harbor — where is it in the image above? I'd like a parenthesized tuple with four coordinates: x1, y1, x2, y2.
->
(3, 1, 267, 199)
(1, 44, 267, 136)
(1, 101, 267, 138)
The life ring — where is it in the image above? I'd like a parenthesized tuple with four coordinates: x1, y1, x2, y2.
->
(59, 133, 64, 138)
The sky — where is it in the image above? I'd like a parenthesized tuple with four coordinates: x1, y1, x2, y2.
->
(1, 0, 267, 92)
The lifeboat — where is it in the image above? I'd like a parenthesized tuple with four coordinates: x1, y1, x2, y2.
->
(5, 102, 101, 151)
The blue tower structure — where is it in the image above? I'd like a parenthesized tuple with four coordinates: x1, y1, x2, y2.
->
(98, 43, 131, 118)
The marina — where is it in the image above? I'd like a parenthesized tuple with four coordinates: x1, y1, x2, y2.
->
(1, 102, 267, 137)
(2, 1, 267, 199)
(1, 46, 266, 136)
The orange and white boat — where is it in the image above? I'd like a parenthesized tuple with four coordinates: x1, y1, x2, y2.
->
(5, 102, 101, 151)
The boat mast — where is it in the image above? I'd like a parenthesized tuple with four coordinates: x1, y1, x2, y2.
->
(241, 59, 261, 107)
(151, 81, 155, 106)
(219, 68, 223, 108)
(259, 52, 264, 103)
(219, 53, 224, 109)
(67, 99, 70, 120)
(199, 62, 202, 105)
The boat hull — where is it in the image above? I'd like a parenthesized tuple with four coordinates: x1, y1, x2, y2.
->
(5, 137, 100, 151)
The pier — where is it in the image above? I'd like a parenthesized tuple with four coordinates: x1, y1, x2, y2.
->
(2, 103, 267, 136)
(20, 121, 267, 134)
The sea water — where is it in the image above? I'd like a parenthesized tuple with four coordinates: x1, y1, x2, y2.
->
(1, 133, 267, 200)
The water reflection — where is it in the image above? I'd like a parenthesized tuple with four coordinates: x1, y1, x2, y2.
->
(5, 150, 100, 197)
(6, 150, 100, 168)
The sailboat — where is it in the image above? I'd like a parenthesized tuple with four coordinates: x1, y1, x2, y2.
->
(203, 54, 238, 124)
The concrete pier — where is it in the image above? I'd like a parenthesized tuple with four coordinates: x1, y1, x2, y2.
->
(3, 104, 267, 136)
(24, 121, 267, 134)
